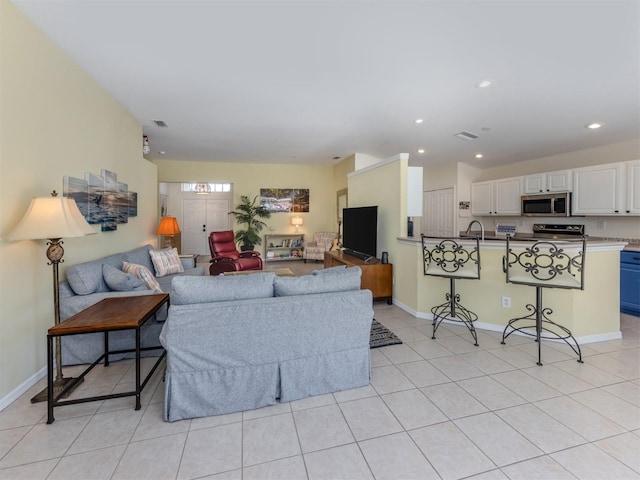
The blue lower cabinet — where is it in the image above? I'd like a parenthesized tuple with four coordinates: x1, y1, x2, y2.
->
(621, 251, 640, 316)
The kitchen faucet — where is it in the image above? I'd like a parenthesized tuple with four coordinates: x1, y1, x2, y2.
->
(465, 220, 485, 241)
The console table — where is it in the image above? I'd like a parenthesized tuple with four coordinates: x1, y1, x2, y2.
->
(46, 294, 168, 424)
(324, 251, 393, 304)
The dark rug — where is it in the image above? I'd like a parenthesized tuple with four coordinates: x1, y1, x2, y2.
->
(370, 319, 403, 349)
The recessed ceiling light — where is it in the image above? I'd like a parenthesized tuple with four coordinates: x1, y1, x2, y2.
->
(476, 80, 492, 88)
(585, 122, 604, 129)
(418, 149, 425, 154)
(158, 151, 166, 155)
(415, 118, 424, 124)
(153, 120, 168, 127)
(475, 153, 484, 159)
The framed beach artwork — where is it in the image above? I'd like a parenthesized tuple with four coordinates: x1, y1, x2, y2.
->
(260, 188, 309, 213)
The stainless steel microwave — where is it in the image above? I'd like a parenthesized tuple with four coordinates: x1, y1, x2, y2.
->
(521, 192, 571, 217)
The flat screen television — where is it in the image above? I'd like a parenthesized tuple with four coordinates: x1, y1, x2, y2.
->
(342, 206, 378, 260)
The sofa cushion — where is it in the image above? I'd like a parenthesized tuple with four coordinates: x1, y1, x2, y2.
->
(274, 267, 361, 296)
(122, 262, 162, 293)
(124, 245, 155, 274)
(102, 264, 145, 291)
(65, 252, 126, 295)
(150, 247, 184, 277)
(171, 272, 276, 305)
(311, 265, 346, 275)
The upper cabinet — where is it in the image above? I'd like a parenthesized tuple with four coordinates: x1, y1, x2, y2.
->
(572, 161, 639, 216)
(523, 170, 572, 194)
(471, 177, 521, 216)
(625, 160, 640, 215)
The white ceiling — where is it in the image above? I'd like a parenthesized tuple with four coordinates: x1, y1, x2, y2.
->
(12, 0, 640, 168)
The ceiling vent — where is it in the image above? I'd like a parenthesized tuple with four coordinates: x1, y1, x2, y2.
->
(454, 131, 478, 141)
(153, 120, 168, 127)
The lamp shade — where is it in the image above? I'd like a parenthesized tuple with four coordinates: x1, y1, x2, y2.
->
(157, 216, 180, 235)
(8, 196, 95, 240)
(291, 216, 303, 226)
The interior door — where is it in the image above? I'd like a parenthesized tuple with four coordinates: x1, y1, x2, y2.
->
(182, 198, 230, 255)
(422, 188, 454, 237)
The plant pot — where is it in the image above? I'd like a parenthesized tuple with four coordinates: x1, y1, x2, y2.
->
(240, 244, 254, 252)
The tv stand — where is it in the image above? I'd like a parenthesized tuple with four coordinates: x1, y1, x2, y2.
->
(324, 251, 392, 304)
(341, 248, 374, 262)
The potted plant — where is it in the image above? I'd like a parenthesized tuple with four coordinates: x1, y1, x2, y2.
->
(229, 195, 271, 250)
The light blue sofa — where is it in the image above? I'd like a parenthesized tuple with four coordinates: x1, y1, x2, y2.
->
(161, 267, 373, 422)
(59, 244, 204, 365)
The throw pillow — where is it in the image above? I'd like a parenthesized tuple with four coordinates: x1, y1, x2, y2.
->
(102, 264, 145, 291)
(122, 261, 163, 293)
(149, 247, 184, 277)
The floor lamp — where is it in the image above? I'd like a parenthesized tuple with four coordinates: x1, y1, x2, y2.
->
(8, 191, 95, 403)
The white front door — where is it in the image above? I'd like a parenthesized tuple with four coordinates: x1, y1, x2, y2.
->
(182, 197, 230, 255)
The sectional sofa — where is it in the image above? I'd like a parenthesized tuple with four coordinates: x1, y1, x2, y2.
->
(58, 244, 204, 365)
(161, 267, 374, 421)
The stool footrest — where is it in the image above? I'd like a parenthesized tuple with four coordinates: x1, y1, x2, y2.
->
(431, 296, 479, 346)
(501, 302, 583, 365)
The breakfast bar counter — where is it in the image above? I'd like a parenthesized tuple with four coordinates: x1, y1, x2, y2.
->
(395, 236, 627, 343)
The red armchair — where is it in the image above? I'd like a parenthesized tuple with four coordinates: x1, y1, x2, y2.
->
(208, 230, 263, 275)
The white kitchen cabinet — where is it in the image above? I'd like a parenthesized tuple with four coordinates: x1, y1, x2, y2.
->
(523, 170, 572, 194)
(471, 177, 521, 216)
(625, 160, 640, 215)
(572, 163, 625, 215)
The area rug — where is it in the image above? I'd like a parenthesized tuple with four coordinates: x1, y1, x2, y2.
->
(370, 319, 403, 349)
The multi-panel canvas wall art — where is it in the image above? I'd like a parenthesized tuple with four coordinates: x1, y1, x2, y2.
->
(63, 170, 138, 232)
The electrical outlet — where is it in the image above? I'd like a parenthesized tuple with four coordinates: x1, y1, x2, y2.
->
(597, 220, 606, 229)
(501, 296, 511, 308)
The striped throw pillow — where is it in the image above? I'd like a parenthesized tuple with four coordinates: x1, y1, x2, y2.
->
(122, 261, 163, 293)
(149, 247, 184, 277)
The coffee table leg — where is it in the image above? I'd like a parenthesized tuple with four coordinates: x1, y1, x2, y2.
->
(135, 326, 141, 410)
(47, 335, 54, 424)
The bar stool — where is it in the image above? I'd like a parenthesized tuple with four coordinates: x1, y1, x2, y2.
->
(501, 236, 586, 366)
(421, 236, 481, 346)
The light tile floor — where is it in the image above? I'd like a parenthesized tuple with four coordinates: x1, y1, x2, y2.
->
(1, 308, 638, 480)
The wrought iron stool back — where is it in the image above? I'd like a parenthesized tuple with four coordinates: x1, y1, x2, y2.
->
(501, 235, 586, 365)
(421, 235, 481, 346)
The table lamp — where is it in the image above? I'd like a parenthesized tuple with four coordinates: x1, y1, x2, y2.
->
(7, 191, 96, 403)
(291, 216, 303, 234)
(157, 216, 180, 249)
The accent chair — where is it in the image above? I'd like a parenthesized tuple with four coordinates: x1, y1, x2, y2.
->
(303, 232, 338, 263)
(208, 230, 263, 275)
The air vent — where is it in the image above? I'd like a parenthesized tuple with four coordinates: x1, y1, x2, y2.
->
(153, 120, 168, 127)
(454, 131, 478, 141)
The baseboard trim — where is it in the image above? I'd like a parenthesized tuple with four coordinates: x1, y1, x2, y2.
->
(0, 366, 46, 412)
(390, 301, 622, 344)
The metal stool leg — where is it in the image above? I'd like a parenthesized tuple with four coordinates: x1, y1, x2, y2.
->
(501, 286, 583, 365)
(431, 277, 479, 346)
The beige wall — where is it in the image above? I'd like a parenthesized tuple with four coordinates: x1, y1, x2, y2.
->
(348, 155, 416, 305)
(0, 3, 158, 403)
(154, 159, 336, 254)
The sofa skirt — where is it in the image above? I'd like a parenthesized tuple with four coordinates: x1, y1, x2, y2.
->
(163, 346, 371, 422)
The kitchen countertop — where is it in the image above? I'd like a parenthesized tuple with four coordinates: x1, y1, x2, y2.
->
(398, 234, 630, 251)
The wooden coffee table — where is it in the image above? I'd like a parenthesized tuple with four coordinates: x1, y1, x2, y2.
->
(46, 294, 169, 424)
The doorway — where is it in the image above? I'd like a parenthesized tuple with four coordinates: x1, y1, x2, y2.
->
(182, 197, 230, 255)
(422, 187, 455, 237)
